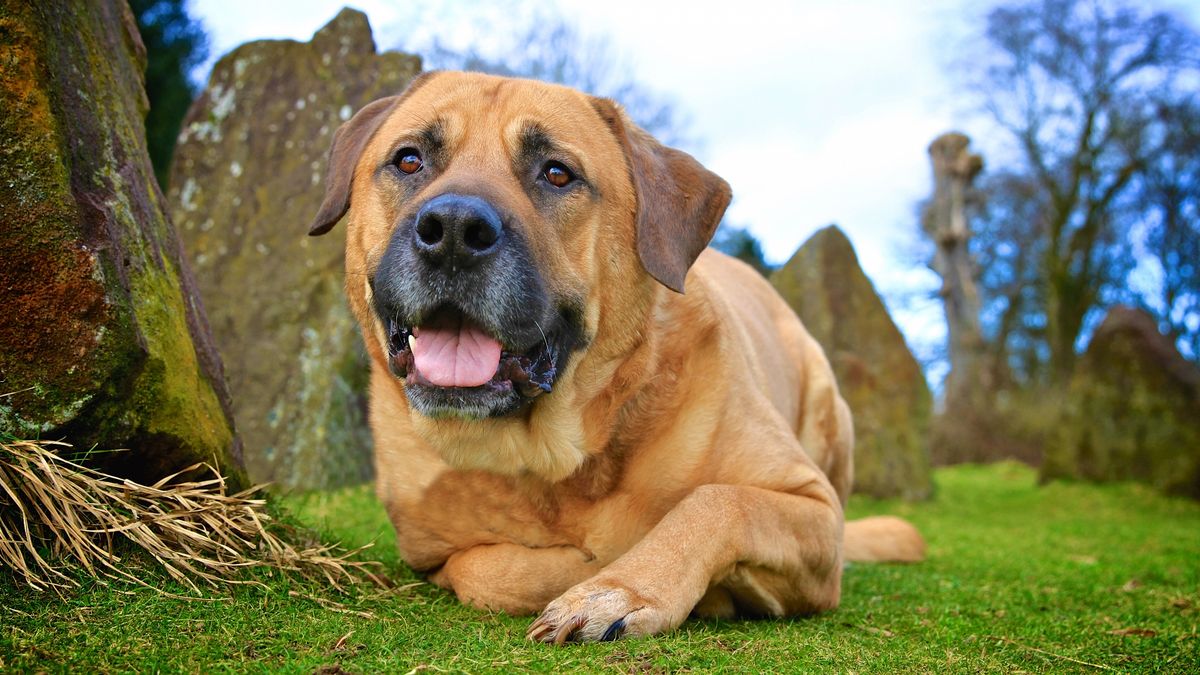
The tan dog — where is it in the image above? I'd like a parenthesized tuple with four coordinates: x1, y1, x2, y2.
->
(309, 71, 924, 643)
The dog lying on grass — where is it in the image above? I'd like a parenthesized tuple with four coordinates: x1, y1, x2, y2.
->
(309, 71, 924, 643)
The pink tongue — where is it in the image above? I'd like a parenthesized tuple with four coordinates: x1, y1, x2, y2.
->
(411, 319, 502, 387)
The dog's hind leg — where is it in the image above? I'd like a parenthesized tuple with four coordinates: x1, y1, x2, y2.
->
(843, 516, 926, 562)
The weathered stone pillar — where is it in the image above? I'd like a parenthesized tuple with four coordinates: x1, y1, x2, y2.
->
(1042, 306, 1200, 498)
(168, 9, 420, 488)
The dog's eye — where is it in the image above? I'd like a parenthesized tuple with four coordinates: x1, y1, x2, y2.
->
(394, 148, 423, 175)
(542, 161, 574, 188)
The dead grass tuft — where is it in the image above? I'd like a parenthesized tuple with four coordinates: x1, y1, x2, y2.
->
(0, 439, 384, 595)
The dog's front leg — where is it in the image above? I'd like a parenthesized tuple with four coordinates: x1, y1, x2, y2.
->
(429, 543, 602, 615)
(527, 482, 843, 643)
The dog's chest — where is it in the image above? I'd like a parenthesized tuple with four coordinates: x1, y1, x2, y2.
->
(398, 469, 580, 554)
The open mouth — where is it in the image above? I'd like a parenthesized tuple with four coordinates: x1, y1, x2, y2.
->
(385, 305, 560, 400)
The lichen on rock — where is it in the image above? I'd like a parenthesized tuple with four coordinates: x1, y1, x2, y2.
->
(169, 8, 421, 489)
(771, 226, 933, 500)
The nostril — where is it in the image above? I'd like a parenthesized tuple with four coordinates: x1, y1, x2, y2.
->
(463, 220, 500, 252)
(416, 215, 444, 247)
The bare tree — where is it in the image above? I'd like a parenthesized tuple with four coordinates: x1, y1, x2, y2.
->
(970, 169, 1051, 383)
(1142, 98, 1200, 360)
(922, 132, 987, 400)
(957, 0, 1200, 380)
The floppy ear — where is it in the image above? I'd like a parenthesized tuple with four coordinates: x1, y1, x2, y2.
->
(307, 95, 401, 236)
(590, 99, 732, 293)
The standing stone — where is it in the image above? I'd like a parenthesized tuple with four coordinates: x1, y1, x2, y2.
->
(1042, 307, 1200, 498)
(168, 9, 420, 489)
(772, 226, 933, 500)
(0, 0, 244, 487)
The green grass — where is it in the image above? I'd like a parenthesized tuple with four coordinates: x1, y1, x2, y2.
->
(2, 463, 1198, 673)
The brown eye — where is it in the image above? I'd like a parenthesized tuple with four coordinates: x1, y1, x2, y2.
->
(543, 161, 574, 188)
(395, 148, 423, 174)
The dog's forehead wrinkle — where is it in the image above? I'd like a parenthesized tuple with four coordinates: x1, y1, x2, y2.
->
(418, 117, 446, 147)
(392, 89, 602, 194)
(487, 77, 510, 106)
(378, 105, 462, 168)
(518, 122, 556, 157)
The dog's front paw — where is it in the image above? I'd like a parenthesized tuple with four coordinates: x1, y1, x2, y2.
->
(526, 580, 675, 644)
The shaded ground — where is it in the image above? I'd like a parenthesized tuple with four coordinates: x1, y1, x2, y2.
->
(2, 463, 1197, 672)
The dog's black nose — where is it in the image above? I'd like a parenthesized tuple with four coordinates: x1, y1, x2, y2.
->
(413, 194, 503, 269)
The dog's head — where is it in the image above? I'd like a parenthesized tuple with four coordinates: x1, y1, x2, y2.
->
(310, 71, 730, 423)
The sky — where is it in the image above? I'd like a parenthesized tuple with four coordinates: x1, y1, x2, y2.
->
(189, 0, 1200, 386)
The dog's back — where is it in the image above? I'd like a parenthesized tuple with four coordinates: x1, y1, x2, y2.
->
(690, 249, 854, 503)
(693, 249, 924, 563)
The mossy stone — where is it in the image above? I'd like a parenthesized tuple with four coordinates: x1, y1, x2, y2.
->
(1042, 306, 1200, 498)
(772, 226, 933, 500)
(168, 8, 421, 489)
(0, 0, 244, 486)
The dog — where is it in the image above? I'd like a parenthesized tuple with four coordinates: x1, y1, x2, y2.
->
(308, 71, 925, 643)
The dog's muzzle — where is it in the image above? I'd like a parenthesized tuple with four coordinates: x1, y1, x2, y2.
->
(370, 193, 583, 418)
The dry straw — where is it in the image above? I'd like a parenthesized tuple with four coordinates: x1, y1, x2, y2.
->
(0, 438, 384, 596)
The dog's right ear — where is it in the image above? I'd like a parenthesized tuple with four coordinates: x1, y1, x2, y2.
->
(308, 95, 400, 236)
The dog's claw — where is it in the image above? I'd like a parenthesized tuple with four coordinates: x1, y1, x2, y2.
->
(600, 617, 626, 641)
(528, 582, 672, 644)
(528, 613, 587, 644)
(526, 617, 554, 642)
(555, 615, 586, 645)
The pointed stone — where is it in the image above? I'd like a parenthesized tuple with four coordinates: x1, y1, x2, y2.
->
(772, 226, 933, 500)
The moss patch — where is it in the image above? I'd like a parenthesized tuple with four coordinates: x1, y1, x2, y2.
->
(0, 2, 241, 486)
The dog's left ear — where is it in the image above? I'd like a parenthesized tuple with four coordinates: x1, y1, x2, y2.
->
(308, 95, 400, 236)
(591, 98, 731, 293)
